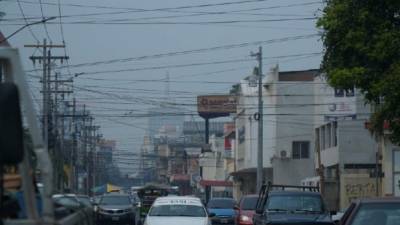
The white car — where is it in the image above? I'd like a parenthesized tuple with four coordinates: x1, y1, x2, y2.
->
(144, 196, 212, 225)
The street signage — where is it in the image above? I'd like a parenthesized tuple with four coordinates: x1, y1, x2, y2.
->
(197, 95, 237, 119)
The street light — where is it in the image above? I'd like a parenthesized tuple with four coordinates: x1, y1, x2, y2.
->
(0, 17, 56, 44)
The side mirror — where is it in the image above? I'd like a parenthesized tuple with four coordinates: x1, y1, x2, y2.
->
(208, 212, 216, 218)
(234, 205, 240, 210)
(0, 83, 24, 164)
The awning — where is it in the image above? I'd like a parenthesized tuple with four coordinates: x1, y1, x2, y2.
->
(200, 180, 233, 187)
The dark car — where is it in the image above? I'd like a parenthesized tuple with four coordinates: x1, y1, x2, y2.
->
(76, 194, 93, 209)
(96, 193, 140, 225)
(338, 197, 400, 225)
(253, 184, 334, 225)
(207, 197, 238, 225)
(237, 195, 258, 225)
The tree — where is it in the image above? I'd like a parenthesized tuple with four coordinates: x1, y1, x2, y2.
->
(318, 0, 400, 143)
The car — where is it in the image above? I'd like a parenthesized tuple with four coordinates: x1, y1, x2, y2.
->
(52, 194, 86, 219)
(338, 197, 400, 225)
(331, 209, 345, 225)
(76, 194, 93, 209)
(253, 184, 334, 225)
(237, 195, 258, 225)
(96, 193, 140, 225)
(207, 197, 238, 225)
(144, 196, 212, 225)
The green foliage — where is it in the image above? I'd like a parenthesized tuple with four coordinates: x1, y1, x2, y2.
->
(318, 0, 400, 143)
(230, 84, 240, 95)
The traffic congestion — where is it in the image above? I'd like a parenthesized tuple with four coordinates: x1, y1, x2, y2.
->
(1, 1, 400, 225)
(24, 183, 397, 225)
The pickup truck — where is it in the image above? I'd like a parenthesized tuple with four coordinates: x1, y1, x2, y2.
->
(253, 183, 335, 225)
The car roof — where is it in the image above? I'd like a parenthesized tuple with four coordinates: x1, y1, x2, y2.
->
(76, 195, 89, 198)
(269, 190, 321, 196)
(209, 197, 235, 201)
(359, 197, 400, 203)
(53, 194, 77, 198)
(153, 196, 203, 206)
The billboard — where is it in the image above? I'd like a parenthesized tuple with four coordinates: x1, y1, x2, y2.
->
(197, 95, 237, 118)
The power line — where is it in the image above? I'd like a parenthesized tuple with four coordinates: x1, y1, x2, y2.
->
(16, 0, 40, 43)
(38, 0, 52, 41)
(26, 34, 318, 72)
(9, 0, 271, 13)
(4, 1, 322, 22)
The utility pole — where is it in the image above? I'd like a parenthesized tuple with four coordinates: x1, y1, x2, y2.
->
(25, 40, 69, 192)
(251, 46, 263, 192)
(71, 98, 77, 192)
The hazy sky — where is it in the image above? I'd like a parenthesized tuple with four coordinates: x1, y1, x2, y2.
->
(0, 0, 324, 174)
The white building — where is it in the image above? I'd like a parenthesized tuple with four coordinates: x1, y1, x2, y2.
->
(269, 66, 318, 186)
(232, 69, 274, 198)
(313, 75, 378, 210)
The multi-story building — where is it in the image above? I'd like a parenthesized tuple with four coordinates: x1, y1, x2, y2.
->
(313, 75, 378, 210)
(231, 68, 274, 198)
(269, 67, 318, 186)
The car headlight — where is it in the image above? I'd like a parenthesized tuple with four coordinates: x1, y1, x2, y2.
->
(240, 215, 250, 222)
(124, 208, 133, 213)
(99, 208, 109, 214)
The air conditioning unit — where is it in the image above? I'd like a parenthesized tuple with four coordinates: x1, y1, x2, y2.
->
(279, 150, 289, 159)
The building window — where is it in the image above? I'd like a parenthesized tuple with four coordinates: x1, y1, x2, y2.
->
(335, 87, 355, 97)
(334, 88, 344, 97)
(333, 121, 338, 147)
(345, 88, 355, 97)
(292, 141, 310, 159)
(327, 123, 332, 148)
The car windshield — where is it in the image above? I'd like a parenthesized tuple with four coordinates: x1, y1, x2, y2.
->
(351, 203, 400, 225)
(241, 196, 258, 210)
(207, 199, 236, 209)
(77, 196, 92, 207)
(100, 195, 131, 205)
(266, 195, 323, 212)
(149, 205, 207, 217)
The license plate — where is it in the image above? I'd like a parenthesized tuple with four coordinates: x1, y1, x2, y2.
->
(112, 217, 119, 221)
(220, 219, 228, 224)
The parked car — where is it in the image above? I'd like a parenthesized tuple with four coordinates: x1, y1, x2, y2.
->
(144, 196, 212, 225)
(253, 184, 334, 225)
(52, 194, 86, 219)
(237, 195, 258, 225)
(95, 193, 140, 225)
(76, 194, 93, 209)
(331, 209, 346, 225)
(207, 197, 238, 225)
(338, 197, 400, 225)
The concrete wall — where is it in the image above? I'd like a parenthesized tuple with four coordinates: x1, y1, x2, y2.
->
(272, 158, 315, 185)
(235, 73, 275, 172)
(337, 120, 377, 166)
(382, 138, 400, 196)
(272, 67, 316, 185)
